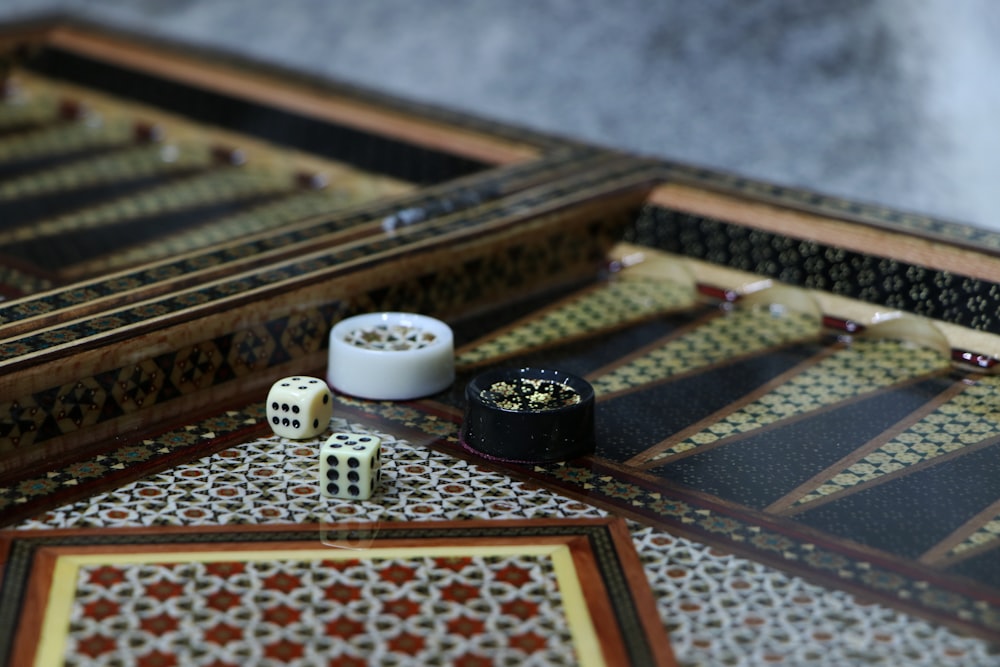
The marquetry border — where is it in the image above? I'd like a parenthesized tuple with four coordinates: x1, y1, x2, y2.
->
(0, 518, 676, 667)
(627, 202, 1000, 336)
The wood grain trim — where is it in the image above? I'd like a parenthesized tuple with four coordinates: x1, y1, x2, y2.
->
(607, 518, 679, 666)
(5, 546, 57, 667)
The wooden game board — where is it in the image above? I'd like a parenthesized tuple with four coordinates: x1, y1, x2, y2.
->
(1, 16, 999, 665)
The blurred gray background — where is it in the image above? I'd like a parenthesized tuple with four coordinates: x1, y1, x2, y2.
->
(2, 0, 998, 230)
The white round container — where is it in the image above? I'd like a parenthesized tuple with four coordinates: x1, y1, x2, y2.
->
(327, 312, 455, 400)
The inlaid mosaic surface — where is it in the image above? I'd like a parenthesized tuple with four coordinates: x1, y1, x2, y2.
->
(2, 22, 1000, 664)
(2, 518, 672, 667)
(627, 205, 1000, 335)
(8, 418, 997, 666)
(637, 337, 952, 464)
(4, 256, 1000, 648)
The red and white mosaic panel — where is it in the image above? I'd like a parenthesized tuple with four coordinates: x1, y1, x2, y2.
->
(21, 419, 1000, 667)
(67, 553, 575, 667)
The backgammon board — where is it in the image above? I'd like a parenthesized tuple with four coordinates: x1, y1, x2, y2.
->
(1, 17, 999, 666)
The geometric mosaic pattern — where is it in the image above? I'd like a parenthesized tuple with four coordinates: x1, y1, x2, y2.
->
(1, 160, 641, 360)
(639, 337, 952, 464)
(1, 24, 999, 665)
(335, 392, 1000, 646)
(785, 374, 1000, 510)
(632, 526, 999, 667)
(0, 204, 627, 457)
(627, 204, 1000, 336)
(9, 416, 999, 666)
(0, 303, 342, 453)
(660, 161, 1000, 255)
(0, 186, 631, 459)
(591, 305, 820, 399)
(0, 406, 263, 518)
(61, 551, 578, 666)
(455, 274, 696, 368)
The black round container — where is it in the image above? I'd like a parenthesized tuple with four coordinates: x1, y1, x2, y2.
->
(459, 367, 596, 463)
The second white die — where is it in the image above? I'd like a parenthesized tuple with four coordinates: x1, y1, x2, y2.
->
(320, 432, 382, 500)
(266, 376, 333, 439)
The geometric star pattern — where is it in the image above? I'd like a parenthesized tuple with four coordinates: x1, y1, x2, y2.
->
(13, 417, 998, 666)
(65, 552, 575, 667)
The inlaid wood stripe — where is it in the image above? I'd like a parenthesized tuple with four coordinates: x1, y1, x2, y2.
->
(59, 187, 348, 280)
(0, 127, 136, 182)
(454, 273, 696, 370)
(0, 156, 656, 368)
(0, 146, 610, 334)
(0, 115, 123, 166)
(636, 338, 951, 468)
(2, 188, 294, 272)
(593, 308, 823, 409)
(0, 100, 63, 137)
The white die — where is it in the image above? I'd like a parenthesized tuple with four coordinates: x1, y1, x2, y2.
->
(266, 376, 333, 439)
(320, 432, 382, 500)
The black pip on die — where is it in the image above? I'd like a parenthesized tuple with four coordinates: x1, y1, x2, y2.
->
(266, 376, 333, 439)
(321, 432, 382, 500)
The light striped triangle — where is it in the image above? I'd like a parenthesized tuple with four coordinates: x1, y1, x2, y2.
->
(455, 275, 695, 368)
(592, 306, 820, 398)
(643, 337, 950, 465)
(786, 374, 1000, 511)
